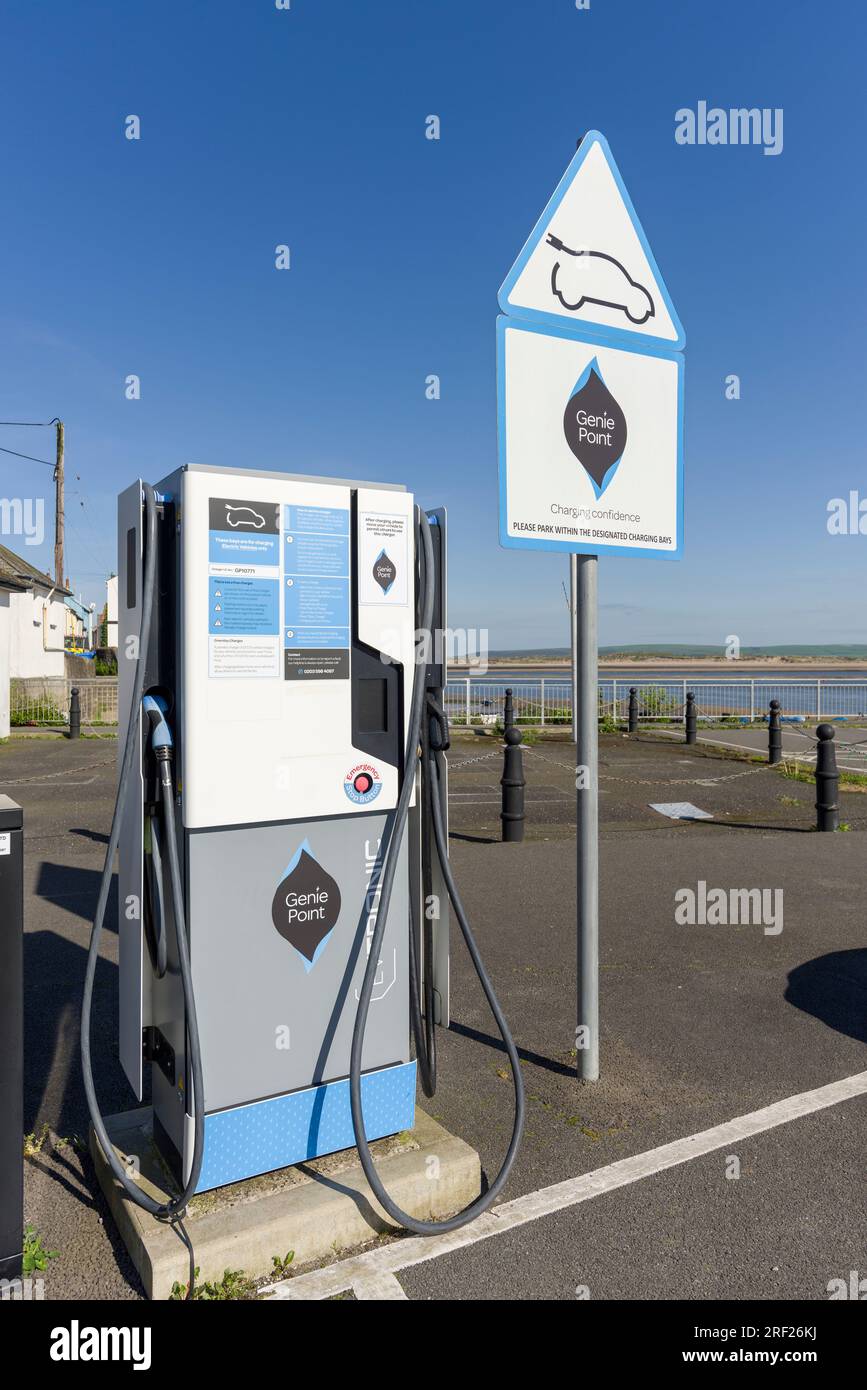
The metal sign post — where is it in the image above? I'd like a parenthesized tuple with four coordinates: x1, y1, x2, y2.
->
(497, 131, 685, 1082)
(575, 556, 599, 1080)
(569, 555, 579, 745)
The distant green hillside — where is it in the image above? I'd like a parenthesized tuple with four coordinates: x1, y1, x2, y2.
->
(488, 645, 867, 659)
(599, 645, 867, 658)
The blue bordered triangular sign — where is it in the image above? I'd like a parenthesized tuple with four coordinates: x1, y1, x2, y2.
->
(498, 131, 685, 352)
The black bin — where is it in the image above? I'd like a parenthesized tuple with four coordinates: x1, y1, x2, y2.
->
(0, 796, 23, 1281)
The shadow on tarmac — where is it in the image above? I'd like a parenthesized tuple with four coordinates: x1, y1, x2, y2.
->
(22, 926, 126, 1138)
(785, 949, 867, 1046)
(448, 1020, 576, 1078)
(69, 827, 110, 845)
(690, 820, 814, 835)
(34, 861, 114, 924)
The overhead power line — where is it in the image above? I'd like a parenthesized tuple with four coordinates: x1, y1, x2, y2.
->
(0, 418, 66, 581)
(0, 443, 55, 466)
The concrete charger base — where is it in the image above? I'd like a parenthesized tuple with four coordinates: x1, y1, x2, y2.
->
(90, 1105, 481, 1299)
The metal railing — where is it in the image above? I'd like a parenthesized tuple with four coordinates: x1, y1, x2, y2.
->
(7, 675, 867, 731)
(10, 677, 119, 728)
(443, 680, 574, 727)
(444, 677, 867, 726)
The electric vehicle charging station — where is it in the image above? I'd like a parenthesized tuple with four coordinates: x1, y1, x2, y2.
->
(83, 464, 523, 1253)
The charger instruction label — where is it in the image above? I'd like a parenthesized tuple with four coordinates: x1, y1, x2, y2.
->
(283, 505, 350, 680)
(207, 497, 281, 678)
(207, 496, 352, 680)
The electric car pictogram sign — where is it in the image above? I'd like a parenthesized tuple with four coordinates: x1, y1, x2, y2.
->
(497, 130, 685, 558)
(498, 130, 684, 351)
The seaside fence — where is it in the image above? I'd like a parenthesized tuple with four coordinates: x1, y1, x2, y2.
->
(443, 677, 867, 727)
(6, 676, 867, 730)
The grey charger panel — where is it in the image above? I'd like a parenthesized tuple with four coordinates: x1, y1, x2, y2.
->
(187, 813, 410, 1114)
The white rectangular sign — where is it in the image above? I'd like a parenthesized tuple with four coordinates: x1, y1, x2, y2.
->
(358, 510, 409, 605)
(497, 316, 683, 557)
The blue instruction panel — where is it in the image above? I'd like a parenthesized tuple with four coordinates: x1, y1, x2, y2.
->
(209, 576, 279, 636)
(208, 496, 281, 678)
(285, 505, 348, 537)
(209, 529, 279, 566)
(286, 532, 349, 577)
(283, 505, 350, 681)
(284, 576, 349, 634)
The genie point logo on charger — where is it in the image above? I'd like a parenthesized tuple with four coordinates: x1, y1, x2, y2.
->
(271, 841, 342, 972)
(497, 130, 685, 560)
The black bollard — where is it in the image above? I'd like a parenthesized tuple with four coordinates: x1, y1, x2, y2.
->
(68, 687, 81, 740)
(768, 699, 782, 765)
(685, 691, 697, 745)
(503, 686, 516, 734)
(501, 724, 525, 842)
(628, 686, 638, 735)
(815, 724, 839, 832)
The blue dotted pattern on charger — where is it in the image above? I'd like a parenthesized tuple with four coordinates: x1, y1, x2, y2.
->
(196, 1061, 417, 1191)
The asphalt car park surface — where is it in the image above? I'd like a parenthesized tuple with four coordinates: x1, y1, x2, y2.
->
(3, 730, 864, 1300)
(446, 726, 867, 837)
(397, 1100, 866, 1301)
(658, 723, 867, 776)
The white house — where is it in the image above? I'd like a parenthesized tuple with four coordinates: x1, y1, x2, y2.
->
(64, 592, 95, 649)
(0, 591, 9, 738)
(0, 544, 73, 680)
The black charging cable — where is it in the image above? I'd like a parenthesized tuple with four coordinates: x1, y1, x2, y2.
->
(80, 482, 205, 1299)
(349, 508, 525, 1235)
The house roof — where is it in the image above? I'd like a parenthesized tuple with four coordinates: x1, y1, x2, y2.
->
(64, 593, 94, 621)
(0, 543, 72, 596)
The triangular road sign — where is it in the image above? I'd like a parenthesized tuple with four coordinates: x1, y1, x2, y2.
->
(498, 131, 685, 351)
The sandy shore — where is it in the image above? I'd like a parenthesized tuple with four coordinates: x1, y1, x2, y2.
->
(450, 659, 867, 672)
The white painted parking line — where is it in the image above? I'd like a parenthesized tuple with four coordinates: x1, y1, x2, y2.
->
(700, 734, 814, 760)
(265, 1071, 867, 1301)
(657, 729, 815, 760)
(680, 732, 865, 774)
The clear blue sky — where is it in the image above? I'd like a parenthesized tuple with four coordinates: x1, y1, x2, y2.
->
(1, 0, 864, 649)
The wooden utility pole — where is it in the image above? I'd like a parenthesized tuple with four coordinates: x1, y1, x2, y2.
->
(54, 420, 64, 586)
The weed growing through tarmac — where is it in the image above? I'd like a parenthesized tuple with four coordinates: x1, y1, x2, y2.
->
(23, 1225, 58, 1276)
(170, 1267, 259, 1300)
(781, 761, 867, 792)
(271, 1251, 295, 1280)
(23, 1124, 50, 1158)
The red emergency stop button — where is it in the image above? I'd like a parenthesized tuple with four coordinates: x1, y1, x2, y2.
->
(344, 763, 382, 804)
